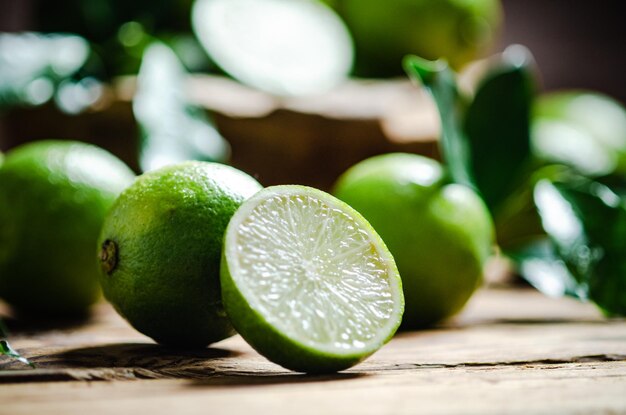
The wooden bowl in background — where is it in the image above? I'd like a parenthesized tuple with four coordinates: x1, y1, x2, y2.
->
(0, 75, 440, 190)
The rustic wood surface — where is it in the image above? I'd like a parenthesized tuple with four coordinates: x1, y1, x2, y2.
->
(1, 288, 625, 414)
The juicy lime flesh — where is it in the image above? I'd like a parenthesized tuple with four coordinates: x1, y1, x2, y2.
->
(192, 0, 353, 95)
(227, 190, 400, 355)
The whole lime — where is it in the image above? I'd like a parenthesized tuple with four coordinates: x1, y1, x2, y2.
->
(327, 0, 502, 77)
(334, 153, 494, 328)
(97, 161, 262, 347)
(0, 140, 135, 316)
(532, 90, 626, 176)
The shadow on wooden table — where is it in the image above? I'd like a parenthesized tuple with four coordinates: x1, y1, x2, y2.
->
(0, 343, 238, 380)
(1, 313, 92, 333)
(48, 343, 239, 376)
(0, 342, 367, 385)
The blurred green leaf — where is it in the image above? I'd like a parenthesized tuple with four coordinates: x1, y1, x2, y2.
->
(406, 46, 541, 250)
(509, 238, 583, 299)
(0, 320, 35, 368)
(134, 42, 230, 172)
(463, 45, 535, 211)
(404, 45, 536, 213)
(533, 177, 626, 316)
(403, 55, 474, 189)
(0, 33, 90, 109)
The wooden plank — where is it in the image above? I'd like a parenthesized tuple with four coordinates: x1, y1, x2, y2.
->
(1, 362, 625, 415)
(1, 289, 625, 414)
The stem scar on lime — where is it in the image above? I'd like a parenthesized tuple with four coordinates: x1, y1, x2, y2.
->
(99, 240, 118, 275)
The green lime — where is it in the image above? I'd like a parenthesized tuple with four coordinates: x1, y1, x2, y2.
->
(0, 140, 135, 316)
(221, 185, 403, 373)
(192, 0, 353, 95)
(327, 0, 502, 77)
(334, 153, 494, 328)
(98, 161, 262, 347)
(532, 90, 626, 176)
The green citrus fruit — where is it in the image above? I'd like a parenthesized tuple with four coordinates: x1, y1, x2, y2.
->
(221, 185, 404, 373)
(192, 0, 353, 96)
(97, 161, 262, 347)
(327, 0, 502, 77)
(532, 90, 626, 176)
(333, 153, 494, 328)
(0, 140, 135, 316)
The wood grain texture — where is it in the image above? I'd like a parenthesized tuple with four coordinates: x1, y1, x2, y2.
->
(1, 288, 625, 414)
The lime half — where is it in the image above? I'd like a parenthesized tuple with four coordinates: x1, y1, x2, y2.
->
(192, 0, 353, 96)
(221, 185, 403, 373)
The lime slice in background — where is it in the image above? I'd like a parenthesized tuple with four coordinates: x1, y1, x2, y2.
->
(221, 185, 404, 373)
(192, 0, 353, 96)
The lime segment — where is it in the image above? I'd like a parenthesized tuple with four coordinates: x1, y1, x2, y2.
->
(192, 0, 353, 96)
(222, 185, 403, 373)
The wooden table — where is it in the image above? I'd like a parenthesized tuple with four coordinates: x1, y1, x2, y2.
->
(1, 288, 625, 414)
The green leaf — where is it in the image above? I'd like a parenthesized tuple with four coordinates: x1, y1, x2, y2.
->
(494, 164, 568, 252)
(508, 238, 584, 299)
(0, 340, 35, 368)
(463, 45, 535, 211)
(134, 42, 230, 172)
(403, 55, 474, 189)
(405, 46, 539, 253)
(404, 45, 536, 215)
(533, 177, 626, 316)
(0, 320, 35, 368)
(0, 32, 90, 109)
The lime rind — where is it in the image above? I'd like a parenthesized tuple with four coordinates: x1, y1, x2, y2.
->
(222, 185, 403, 373)
(192, 0, 353, 96)
(98, 161, 262, 347)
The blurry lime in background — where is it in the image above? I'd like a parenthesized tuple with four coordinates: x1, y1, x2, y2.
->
(532, 91, 626, 177)
(98, 161, 262, 347)
(334, 153, 494, 328)
(192, 0, 353, 95)
(0, 140, 135, 316)
(325, 0, 502, 77)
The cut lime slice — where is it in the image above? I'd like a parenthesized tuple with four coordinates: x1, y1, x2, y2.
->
(221, 185, 403, 373)
(192, 0, 353, 96)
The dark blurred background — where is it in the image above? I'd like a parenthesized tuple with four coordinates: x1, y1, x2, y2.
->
(1, 0, 625, 190)
(498, 0, 625, 103)
(2, 0, 624, 102)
